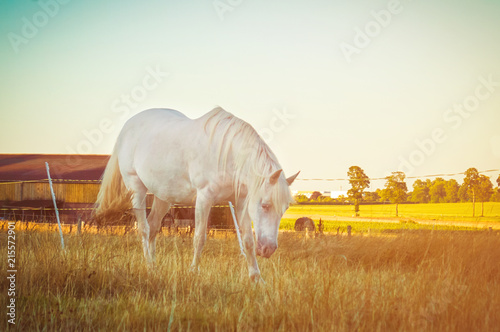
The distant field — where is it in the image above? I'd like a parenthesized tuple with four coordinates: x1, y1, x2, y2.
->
(279, 218, 481, 233)
(285, 202, 500, 222)
(281, 203, 500, 233)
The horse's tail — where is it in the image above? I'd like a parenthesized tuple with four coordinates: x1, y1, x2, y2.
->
(93, 148, 133, 226)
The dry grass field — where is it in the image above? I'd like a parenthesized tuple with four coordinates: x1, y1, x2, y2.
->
(1, 222, 500, 331)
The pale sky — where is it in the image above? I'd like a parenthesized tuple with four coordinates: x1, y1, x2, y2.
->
(1, 0, 499, 191)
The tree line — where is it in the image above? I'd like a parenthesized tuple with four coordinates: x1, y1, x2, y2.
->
(295, 167, 500, 217)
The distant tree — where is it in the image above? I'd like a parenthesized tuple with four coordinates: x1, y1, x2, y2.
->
(294, 194, 309, 204)
(310, 191, 322, 201)
(376, 188, 386, 202)
(337, 195, 347, 204)
(364, 191, 381, 203)
(463, 168, 480, 216)
(347, 166, 370, 215)
(383, 172, 408, 217)
(491, 191, 500, 202)
(429, 178, 447, 203)
(476, 175, 493, 217)
(317, 195, 334, 203)
(410, 179, 431, 203)
(492, 175, 500, 202)
(444, 179, 460, 203)
(378, 189, 390, 202)
(458, 183, 469, 202)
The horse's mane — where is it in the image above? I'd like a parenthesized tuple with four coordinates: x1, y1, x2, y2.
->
(202, 107, 293, 214)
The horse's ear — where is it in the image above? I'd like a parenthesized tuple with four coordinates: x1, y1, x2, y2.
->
(286, 171, 300, 186)
(269, 169, 283, 185)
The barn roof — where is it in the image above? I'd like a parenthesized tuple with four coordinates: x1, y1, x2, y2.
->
(0, 154, 109, 182)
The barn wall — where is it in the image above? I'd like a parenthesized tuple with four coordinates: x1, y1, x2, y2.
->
(0, 181, 101, 203)
(0, 181, 235, 228)
(0, 182, 21, 201)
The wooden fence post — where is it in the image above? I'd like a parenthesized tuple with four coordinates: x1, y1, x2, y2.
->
(318, 218, 324, 235)
(347, 225, 352, 237)
(77, 216, 82, 235)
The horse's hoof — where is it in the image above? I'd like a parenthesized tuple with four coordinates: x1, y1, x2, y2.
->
(146, 260, 155, 270)
(249, 273, 264, 284)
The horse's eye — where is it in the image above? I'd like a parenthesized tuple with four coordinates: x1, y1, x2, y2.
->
(261, 203, 271, 211)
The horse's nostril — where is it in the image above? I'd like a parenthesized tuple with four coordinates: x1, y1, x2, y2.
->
(262, 244, 277, 257)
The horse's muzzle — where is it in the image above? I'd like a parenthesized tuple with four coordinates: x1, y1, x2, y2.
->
(256, 243, 277, 258)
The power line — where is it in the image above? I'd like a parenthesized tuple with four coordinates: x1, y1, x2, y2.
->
(1, 169, 498, 185)
(0, 179, 101, 185)
(296, 169, 500, 182)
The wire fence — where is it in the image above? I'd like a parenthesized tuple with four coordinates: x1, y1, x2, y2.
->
(0, 204, 235, 230)
(296, 169, 500, 182)
(0, 207, 94, 224)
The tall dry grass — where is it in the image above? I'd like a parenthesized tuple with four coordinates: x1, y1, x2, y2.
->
(1, 225, 499, 331)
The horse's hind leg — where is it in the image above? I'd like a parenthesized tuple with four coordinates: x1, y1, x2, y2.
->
(128, 175, 151, 263)
(190, 191, 214, 271)
(148, 197, 170, 263)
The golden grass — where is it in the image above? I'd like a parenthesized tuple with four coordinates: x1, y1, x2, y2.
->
(1, 223, 499, 331)
(0, 221, 135, 236)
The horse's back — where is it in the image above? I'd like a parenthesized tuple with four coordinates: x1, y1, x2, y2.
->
(115, 108, 208, 202)
(118, 108, 191, 139)
(126, 108, 189, 126)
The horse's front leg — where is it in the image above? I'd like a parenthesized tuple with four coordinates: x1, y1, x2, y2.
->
(190, 191, 214, 271)
(236, 205, 261, 282)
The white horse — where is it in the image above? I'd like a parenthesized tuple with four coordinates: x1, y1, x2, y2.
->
(95, 107, 299, 281)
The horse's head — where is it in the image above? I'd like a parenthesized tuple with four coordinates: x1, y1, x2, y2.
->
(247, 169, 299, 258)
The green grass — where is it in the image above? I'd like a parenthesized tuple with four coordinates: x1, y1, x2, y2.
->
(285, 202, 500, 222)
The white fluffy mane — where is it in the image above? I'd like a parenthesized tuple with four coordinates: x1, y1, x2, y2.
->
(202, 107, 293, 214)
